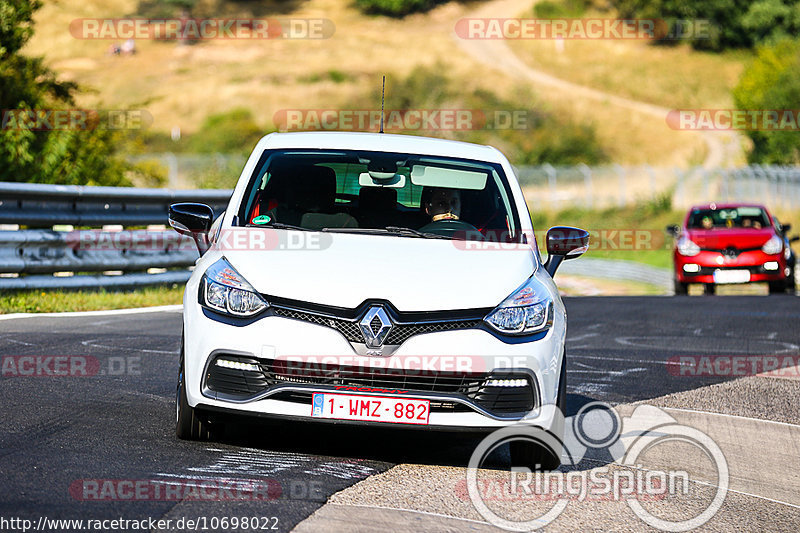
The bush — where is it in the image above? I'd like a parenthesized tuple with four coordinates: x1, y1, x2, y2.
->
(534, 0, 593, 18)
(186, 108, 264, 154)
(357, 66, 607, 165)
(610, 0, 800, 51)
(733, 39, 800, 164)
(354, 0, 437, 17)
(1, 0, 131, 186)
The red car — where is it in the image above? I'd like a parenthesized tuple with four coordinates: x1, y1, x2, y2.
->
(668, 203, 798, 295)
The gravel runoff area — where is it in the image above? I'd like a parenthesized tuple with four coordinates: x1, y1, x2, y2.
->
(295, 374, 800, 532)
(639, 374, 800, 426)
(307, 463, 799, 533)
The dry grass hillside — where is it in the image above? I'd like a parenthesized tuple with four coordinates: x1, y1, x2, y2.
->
(24, 0, 748, 166)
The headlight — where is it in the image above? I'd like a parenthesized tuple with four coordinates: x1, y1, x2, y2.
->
(200, 258, 268, 317)
(677, 236, 700, 256)
(484, 277, 553, 335)
(762, 235, 782, 255)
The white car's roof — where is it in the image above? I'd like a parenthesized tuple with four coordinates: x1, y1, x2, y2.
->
(257, 131, 506, 164)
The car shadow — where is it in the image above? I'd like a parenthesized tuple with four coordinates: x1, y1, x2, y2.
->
(210, 390, 616, 472)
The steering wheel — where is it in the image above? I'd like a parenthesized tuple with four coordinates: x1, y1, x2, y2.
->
(419, 218, 481, 237)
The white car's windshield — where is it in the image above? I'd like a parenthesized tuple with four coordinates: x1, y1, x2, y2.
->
(237, 149, 521, 241)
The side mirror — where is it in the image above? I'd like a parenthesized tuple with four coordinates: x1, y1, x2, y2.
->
(169, 203, 214, 255)
(665, 224, 680, 237)
(782, 223, 792, 233)
(544, 226, 590, 277)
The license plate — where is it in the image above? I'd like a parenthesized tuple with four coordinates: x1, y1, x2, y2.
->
(713, 269, 751, 284)
(311, 393, 430, 425)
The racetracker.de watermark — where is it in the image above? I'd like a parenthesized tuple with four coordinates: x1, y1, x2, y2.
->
(69, 478, 282, 501)
(667, 109, 800, 131)
(451, 229, 667, 252)
(69, 18, 334, 40)
(273, 109, 538, 132)
(272, 354, 536, 375)
(667, 355, 800, 378)
(454, 18, 711, 40)
(0, 356, 141, 377)
(1, 109, 152, 131)
(68, 228, 332, 252)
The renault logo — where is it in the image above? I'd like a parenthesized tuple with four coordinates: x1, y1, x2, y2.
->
(359, 307, 393, 348)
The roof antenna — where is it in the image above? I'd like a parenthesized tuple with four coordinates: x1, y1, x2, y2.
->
(379, 75, 385, 134)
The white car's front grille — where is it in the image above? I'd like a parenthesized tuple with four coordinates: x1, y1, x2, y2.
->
(204, 354, 537, 416)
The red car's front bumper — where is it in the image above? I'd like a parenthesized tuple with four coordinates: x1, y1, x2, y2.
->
(673, 249, 787, 284)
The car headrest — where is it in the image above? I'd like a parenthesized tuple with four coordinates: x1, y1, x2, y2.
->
(294, 165, 337, 213)
(359, 187, 397, 212)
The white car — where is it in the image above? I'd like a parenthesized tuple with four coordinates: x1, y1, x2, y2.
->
(169, 132, 588, 468)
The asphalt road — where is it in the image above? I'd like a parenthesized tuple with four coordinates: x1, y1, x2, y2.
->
(0, 295, 798, 532)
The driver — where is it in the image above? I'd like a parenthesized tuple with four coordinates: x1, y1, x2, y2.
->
(423, 187, 462, 222)
(419, 187, 480, 236)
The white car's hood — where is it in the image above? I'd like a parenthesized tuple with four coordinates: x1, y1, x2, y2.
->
(222, 232, 536, 311)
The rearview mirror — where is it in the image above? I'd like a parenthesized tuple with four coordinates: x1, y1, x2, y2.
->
(544, 226, 590, 277)
(169, 202, 214, 255)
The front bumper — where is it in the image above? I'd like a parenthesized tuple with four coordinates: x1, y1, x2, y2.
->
(674, 250, 787, 284)
(182, 290, 566, 432)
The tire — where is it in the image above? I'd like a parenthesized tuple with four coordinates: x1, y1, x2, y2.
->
(768, 280, 788, 295)
(176, 342, 219, 441)
(703, 283, 716, 295)
(509, 354, 566, 471)
(673, 280, 688, 295)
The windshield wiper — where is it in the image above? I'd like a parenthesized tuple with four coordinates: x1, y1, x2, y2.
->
(248, 222, 313, 231)
(321, 226, 452, 239)
(384, 226, 452, 239)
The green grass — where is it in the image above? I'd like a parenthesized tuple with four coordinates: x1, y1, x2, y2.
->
(0, 286, 184, 314)
(532, 199, 683, 269)
(534, 203, 800, 270)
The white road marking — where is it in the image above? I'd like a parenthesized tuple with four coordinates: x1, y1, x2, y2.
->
(327, 502, 494, 526)
(567, 332, 599, 342)
(571, 354, 681, 366)
(187, 449, 310, 477)
(303, 462, 377, 480)
(0, 304, 182, 321)
(80, 338, 175, 355)
(3, 338, 37, 347)
(661, 406, 800, 429)
(615, 335, 799, 354)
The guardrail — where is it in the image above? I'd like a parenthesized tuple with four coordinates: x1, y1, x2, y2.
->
(0, 182, 230, 290)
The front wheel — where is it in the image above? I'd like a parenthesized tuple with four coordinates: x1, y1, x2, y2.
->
(673, 280, 688, 295)
(509, 354, 566, 471)
(768, 280, 789, 295)
(176, 343, 219, 441)
(703, 283, 716, 295)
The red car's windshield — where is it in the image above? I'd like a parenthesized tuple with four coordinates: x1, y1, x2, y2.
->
(687, 207, 770, 230)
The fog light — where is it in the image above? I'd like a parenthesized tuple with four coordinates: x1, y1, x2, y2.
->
(216, 359, 261, 372)
(764, 261, 779, 271)
(683, 263, 700, 273)
(486, 378, 528, 388)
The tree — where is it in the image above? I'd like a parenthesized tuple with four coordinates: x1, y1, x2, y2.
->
(610, 0, 800, 51)
(0, 0, 130, 185)
(733, 39, 800, 164)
